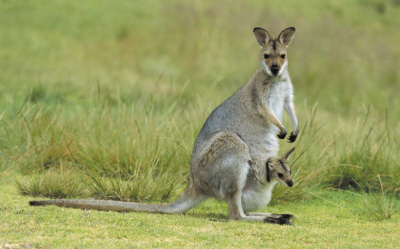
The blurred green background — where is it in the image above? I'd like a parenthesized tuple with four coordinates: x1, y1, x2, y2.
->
(0, 0, 399, 201)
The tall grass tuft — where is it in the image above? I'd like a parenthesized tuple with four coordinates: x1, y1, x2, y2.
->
(344, 175, 398, 220)
(327, 109, 400, 194)
(0, 161, 9, 181)
(9, 100, 194, 202)
(16, 168, 87, 199)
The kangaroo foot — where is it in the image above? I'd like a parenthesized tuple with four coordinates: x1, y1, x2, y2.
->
(263, 214, 296, 226)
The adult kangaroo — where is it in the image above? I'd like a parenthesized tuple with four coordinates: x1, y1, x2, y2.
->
(30, 27, 299, 225)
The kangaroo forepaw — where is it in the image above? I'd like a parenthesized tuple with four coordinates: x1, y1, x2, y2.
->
(287, 132, 297, 143)
(277, 131, 287, 139)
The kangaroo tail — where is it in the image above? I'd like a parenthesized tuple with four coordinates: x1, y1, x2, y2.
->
(29, 185, 206, 214)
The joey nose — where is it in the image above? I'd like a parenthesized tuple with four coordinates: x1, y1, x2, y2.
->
(287, 180, 293, 187)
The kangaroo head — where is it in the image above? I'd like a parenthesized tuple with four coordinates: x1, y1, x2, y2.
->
(266, 147, 295, 187)
(253, 27, 295, 77)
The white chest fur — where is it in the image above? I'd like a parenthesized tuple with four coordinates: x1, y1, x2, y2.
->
(266, 79, 289, 121)
(241, 181, 278, 212)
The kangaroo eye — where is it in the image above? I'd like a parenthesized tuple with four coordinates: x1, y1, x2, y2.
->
(264, 54, 270, 59)
(280, 54, 286, 59)
(278, 173, 284, 178)
(290, 170, 292, 174)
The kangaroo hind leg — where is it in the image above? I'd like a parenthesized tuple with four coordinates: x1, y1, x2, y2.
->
(194, 132, 252, 201)
(200, 133, 266, 222)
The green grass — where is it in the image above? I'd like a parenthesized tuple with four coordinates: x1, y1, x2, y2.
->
(1, 0, 400, 246)
(1, 181, 399, 248)
(338, 175, 399, 220)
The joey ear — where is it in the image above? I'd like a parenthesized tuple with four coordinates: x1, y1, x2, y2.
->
(278, 27, 295, 47)
(282, 147, 296, 160)
(266, 162, 272, 182)
(266, 158, 274, 168)
(253, 27, 271, 46)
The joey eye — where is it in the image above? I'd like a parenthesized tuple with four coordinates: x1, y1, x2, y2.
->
(290, 170, 292, 174)
(280, 54, 286, 59)
(264, 54, 270, 59)
(278, 173, 284, 178)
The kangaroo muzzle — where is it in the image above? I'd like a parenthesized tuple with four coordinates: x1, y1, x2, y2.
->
(271, 65, 280, 76)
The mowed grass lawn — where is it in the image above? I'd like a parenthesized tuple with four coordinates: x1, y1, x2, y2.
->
(1, 180, 399, 248)
(1, 0, 400, 248)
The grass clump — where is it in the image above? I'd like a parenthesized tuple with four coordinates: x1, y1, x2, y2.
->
(16, 168, 87, 199)
(86, 174, 185, 202)
(327, 109, 400, 194)
(342, 175, 398, 220)
(6, 100, 193, 202)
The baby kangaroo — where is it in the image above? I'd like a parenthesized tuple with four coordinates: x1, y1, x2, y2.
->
(30, 27, 299, 225)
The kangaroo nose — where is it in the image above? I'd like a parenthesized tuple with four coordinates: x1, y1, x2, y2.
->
(287, 180, 293, 187)
(271, 65, 279, 75)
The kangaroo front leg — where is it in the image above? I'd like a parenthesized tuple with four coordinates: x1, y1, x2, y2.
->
(259, 106, 287, 139)
(284, 100, 299, 143)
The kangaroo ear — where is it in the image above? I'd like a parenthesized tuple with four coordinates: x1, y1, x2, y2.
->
(278, 27, 295, 47)
(282, 147, 296, 160)
(253, 27, 271, 46)
(266, 162, 272, 182)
